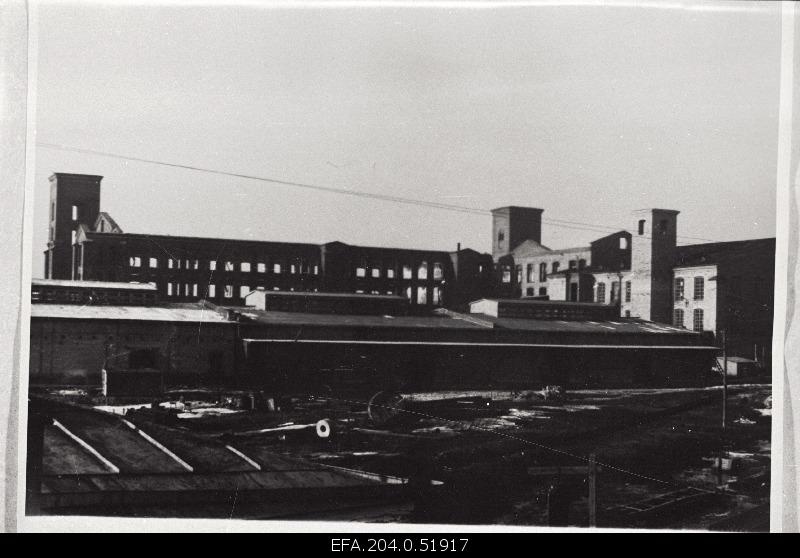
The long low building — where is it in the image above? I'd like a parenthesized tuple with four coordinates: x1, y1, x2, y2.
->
(29, 280, 718, 391)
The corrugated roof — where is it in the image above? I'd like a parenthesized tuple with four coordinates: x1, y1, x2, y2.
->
(32, 279, 156, 291)
(30, 303, 230, 323)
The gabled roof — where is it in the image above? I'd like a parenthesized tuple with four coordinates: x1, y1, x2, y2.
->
(93, 212, 123, 233)
(510, 239, 552, 257)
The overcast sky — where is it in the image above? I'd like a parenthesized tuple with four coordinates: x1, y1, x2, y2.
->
(32, 1, 781, 277)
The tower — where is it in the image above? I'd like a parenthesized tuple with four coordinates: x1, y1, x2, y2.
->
(629, 208, 679, 323)
(491, 206, 544, 261)
(44, 173, 102, 279)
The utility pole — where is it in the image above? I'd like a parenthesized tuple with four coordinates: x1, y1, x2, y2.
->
(721, 329, 728, 430)
(588, 453, 597, 527)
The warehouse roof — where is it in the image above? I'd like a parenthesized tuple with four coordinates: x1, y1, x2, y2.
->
(31, 279, 157, 291)
(234, 308, 483, 329)
(30, 303, 230, 323)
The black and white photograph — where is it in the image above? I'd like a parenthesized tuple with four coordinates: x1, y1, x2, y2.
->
(3, 0, 799, 533)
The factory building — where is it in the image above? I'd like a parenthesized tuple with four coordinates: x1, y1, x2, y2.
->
(44, 173, 494, 309)
(491, 206, 775, 367)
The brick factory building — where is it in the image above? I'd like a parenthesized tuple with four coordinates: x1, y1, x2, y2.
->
(491, 206, 775, 367)
(44, 173, 494, 309)
(40, 171, 774, 368)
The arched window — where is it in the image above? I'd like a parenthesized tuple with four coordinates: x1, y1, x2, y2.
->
(539, 262, 547, 282)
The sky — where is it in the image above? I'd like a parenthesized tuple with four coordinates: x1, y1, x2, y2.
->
(31, 1, 782, 278)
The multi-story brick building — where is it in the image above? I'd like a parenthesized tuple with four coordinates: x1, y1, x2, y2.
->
(491, 205, 775, 366)
(43, 173, 494, 308)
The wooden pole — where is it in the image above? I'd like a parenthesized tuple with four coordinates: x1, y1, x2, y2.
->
(722, 330, 728, 430)
(588, 453, 597, 527)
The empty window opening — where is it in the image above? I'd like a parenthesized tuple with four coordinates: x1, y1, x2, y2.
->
(192, 284, 198, 297)
(418, 261, 428, 280)
(129, 256, 141, 268)
(273, 263, 282, 274)
(167, 283, 173, 296)
(620, 237, 628, 250)
(674, 278, 685, 301)
(71, 230, 77, 245)
(224, 285, 233, 298)
(433, 286, 442, 305)
(208, 284, 216, 298)
(241, 262, 251, 272)
(225, 261, 234, 272)
(371, 268, 381, 278)
(596, 283, 606, 303)
(405, 286, 413, 301)
(417, 286, 428, 305)
(403, 265, 412, 279)
(149, 257, 158, 268)
(257, 263, 266, 273)
(387, 268, 395, 279)
(209, 260, 217, 271)
(71, 205, 79, 220)
(240, 285, 250, 298)
(356, 266, 366, 278)
(433, 262, 443, 280)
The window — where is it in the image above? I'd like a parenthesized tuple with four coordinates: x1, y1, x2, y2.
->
(224, 285, 233, 298)
(638, 219, 646, 235)
(539, 287, 547, 296)
(192, 259, 199, 270)
(192, 284, 198, 297)
(209, 260, 217, 271)
(71, 205, 79, 220)
(552, 262, 560, 273)
(273, 263, 282, 274)
(526, 288, 534, 296)
(290, 264, 297, 274)
(167, 283, 173, 296)
(498, 230, 505, 242)
(418, 261, 428, 280)
(240, 286, 250, 298)
(433, 262, 443, 280)
(502, 266, 511, 283)
(386, 268, 394, 279)
(224, 261, 234, 272)
(596, 283, 606, 303)
(674, 278, 684, 301)
(625, 310, 631, 318)
(611, 281, 620, 303)
(625, 281, 631, 303)
(693, 309, 704, 332)
(433, 286, 442, 305)
(356, 266, 366, 278)
(149, 257, 158, 268)
(241, 262, 251, 272)
(208, 284, 216, 298)
(516, 265, 522, 284)
(402, 265, 412, 279)
(526, 264, 534, 283)
(71, 230, 77, 245)
(371, 268, 381, 278)
(417, 287, 428, 305)
(257, 263, 266, 273)
(405, 286, 412, 301)
(313, 265, 320, 275)
(129, 256, 141, 268)
(694, 277, 704, 301)
(619, 237, 628, 250)
(673, 309, 684, 328)
(539, 262, 547, 282)
(184, 283, 190, 296)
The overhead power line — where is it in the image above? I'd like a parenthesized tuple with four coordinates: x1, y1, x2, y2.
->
(36, 141, 722, 245)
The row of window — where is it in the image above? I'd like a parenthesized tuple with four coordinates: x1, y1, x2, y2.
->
(674, 277, 705, 301)
(164, 283, 443, 305)
(509, 259, 588, 285)
(129, 256, 320, 276)
(674, 308, 704, 332)
(595, 280, 632, 304)
(355, 261, 444, 281)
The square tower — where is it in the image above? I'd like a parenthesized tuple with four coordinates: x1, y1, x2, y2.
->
(491, 206, 544, 260)
(629, 208, 679, 323)
(44, 173, 102, 279)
